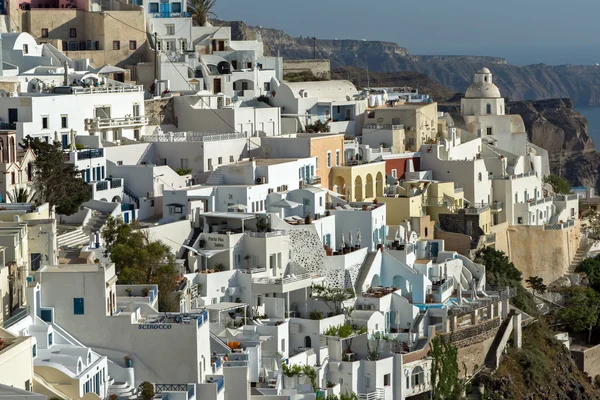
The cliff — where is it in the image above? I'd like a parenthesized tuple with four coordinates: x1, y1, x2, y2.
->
(477, 322, 600, 399)
(218, 20, 600, 106)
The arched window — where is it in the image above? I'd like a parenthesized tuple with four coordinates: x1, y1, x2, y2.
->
(411, 366, 424, 387)
(9, 137, 15, 163)
(484, 76, 488, 82)
(87, 352, 92, 364)
(304, 336, 312, 348)
(478, 172, 482, 182)
(77, 359, 82, 374)
(486, 104, 492, 115)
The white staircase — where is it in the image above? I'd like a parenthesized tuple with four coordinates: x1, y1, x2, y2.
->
(205, 170, 223, 185)
(108, 377, 137, 399)
(57, 227, 89, 248)
(84, 211, 108, 235)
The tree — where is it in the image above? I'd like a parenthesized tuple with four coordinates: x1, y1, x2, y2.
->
(102, 217, 179, 311)
(430, 336, 465, 400)
(577, 255, 600, 292)
(587, 209, 600, 239)
(311, 284, 355, 315)
(187, 0, 217, 26)
(139, 381, 155, 400)
(543, 173, 571, 195)
(21, 135, 90, 215)
(7, 187, 36, 203)
(558, 287, 600, 343)
(525, 276, 547, 298)
(475, 247, 522, 289)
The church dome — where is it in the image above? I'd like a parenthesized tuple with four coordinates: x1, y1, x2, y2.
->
(465, 82, 501, 98)
(477, 67, 491, 74)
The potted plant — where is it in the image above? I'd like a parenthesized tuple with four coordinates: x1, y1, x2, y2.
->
(124, 355, 133, 368)
(125, 288, 133, 297)
(141, 288, 150, 297)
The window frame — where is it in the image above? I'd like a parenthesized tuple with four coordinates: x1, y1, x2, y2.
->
(112, 41, 120, 50)
(41, 28, 48, 38)
(129, 40, 137, 50)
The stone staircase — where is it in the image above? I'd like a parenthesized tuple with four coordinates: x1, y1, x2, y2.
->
(84, 212, 108, 235)
(569, 237, 593, 272)
(210, 331, 232, 354)
(354, 251, 379, 293)
(57, 211, 108, 249)
(205, 170, 223, 185)
(410, 310, 427, 334)
(484, 310, 516, 368)
(182, 228, 203, 272)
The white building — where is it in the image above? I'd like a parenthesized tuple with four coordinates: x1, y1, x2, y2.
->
(269, 80, 367, 135)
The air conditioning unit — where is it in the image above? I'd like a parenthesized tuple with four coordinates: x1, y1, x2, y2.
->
(256, 176, 266, 184)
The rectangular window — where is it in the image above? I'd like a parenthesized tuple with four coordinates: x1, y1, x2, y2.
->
(113, 41, 120, 50)
(207, 158, 212, 170)
(315, 156, 318, 170)
(392, 118, 400, 125)
(171, 2, 181, 12)
(42, 116, 48, 129)
(181, 158, 188, 169)
(149, 2, 158, 12)
(391, 169, 397, 178)
(129, 40, 137, 50)
(41, 28, 48, 38)
(229, 155, 234, 162)
(335, 150, 340, 166)
(22, 44, 28, 54)
(165, 25, 175, 35)
(384, 373, 390, 386)
(264, 82, 270, 92)
(487, 127, 493, 135)
(69, 28, 76, 38)
(327, 151, 331, 168)
(218, 156, 222, 165)
(133, 103, 140, 117)
(74, 298, 84, 314)
(61, 115, 68, 129)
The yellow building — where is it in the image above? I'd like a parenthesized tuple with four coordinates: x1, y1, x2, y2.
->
(331, 161, 386, 202)
(11, 7, 148, 69)
(363, 102, 439, 152)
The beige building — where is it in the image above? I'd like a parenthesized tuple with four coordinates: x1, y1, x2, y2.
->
(363, 102, 439, 152)
(331, 161, 386, 202)
(0, 328, 35, 392)
(12, 7, 147, 69)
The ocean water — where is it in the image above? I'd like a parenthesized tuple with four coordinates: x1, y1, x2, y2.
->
(575, 106, 600, 150)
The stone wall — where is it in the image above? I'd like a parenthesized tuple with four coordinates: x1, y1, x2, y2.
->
(441, 318, 501, 348)
(571, 344, 600, 379)
(283, 59, 331, 80)
(144, 98, 176, 127)
(457, 335, 496, 377)
(434, 227, 471, 255)
(505, 222, 580, 283)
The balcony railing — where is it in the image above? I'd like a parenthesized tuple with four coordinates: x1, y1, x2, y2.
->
(0, 122, 16, 130)
(491, 201, 503, 211)
(357, 388, 385, 400)
(364, 123, 404, 131)
(71, 85, 143, 95)
(544, 219, 576, 230)
(77, 148, 104, 160)
(96, 180, 108, 191)
(85, 116, 147, 131)
(152, 11, 191, 18)
(253, 273, 312, 285)
(3, 307, 29, 328)
(142, 131, 247, 143)
(245, 230, 285, 239)
(237, 267, 266, 274)
(300, 176, 321, 187)
(211, 357, 222, 373)
(465, 203, 490, 215)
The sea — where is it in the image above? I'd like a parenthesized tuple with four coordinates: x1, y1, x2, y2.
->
(576, 106, 600, 150)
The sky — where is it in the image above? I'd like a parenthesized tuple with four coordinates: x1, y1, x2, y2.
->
(212, 0, 600, 66)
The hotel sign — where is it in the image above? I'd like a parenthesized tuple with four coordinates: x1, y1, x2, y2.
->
(138, 324, 172, 330)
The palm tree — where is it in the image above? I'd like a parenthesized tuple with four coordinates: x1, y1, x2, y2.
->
(7, 187, 36, 203)
(187, 0, 217, 26)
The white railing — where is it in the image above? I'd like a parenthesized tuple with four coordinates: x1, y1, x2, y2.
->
(357, 388, 385, 400)
(253, 273, 311, 285)
(237, 267, 266, 274)
(73, 85, 143, 94)
(544, 219, 576, 230)
(364, 124, 404, 131)
(492, 171, 537, 180)
(245, 231, 286, 239)
(86, 116, 147, 130)
(142, 131, 247, 143)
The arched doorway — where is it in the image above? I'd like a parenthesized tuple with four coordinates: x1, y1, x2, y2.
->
(365, 174, 374, 199)
(371, 274, 381, 288)
(376, 172, 384, 197)
(111, 195, 122, 203)
(304, 336, 311, 348)
(333, 176, 346, 196)
(354, 176, 363, 202)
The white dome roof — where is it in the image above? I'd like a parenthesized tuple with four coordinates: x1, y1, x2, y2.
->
(477, 67, 491, 74)
(465, 82, 501, 98)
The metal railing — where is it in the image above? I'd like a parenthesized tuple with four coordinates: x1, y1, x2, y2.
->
(492, 171, 537, 180)
(364, 123, 404, 130)
(555, 194, 579, 201)
(72, 85, 143, 94)
(77, 148, 104, 160)
(211, 357, 222, 373)
(238, 267, 266, 274)
(142, 131, 247, 143)
(465, 203, 490, 214)
(152, 11, 191, 18)
(253, 273, 312, 285)
(245, 231, 285, 238)
(111, 178, 123, 188)
(544, 219, 576, 230)
(96, 181, 108, 191)
(3, 307, 29, 328)
(491, 201, 503, 211)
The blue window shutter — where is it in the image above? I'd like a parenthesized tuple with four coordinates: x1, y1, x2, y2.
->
(74, 298, 84, 315)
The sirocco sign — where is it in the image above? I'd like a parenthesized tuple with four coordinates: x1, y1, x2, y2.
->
(138, 324, 172, 330)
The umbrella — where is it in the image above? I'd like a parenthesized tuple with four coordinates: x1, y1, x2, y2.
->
(356, 229, 361, 245)
(94, 64, 126, 75)
(340, 232, 345, 249)
(69, 129, 76, 151)
(348, 231, 353, 247)
(269, 199, 301, 209)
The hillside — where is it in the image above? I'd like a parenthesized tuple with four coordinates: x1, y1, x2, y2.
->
(478, 322, 600, 400)
(217, 20, 600, 106)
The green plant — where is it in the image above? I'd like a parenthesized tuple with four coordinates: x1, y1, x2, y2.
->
(140, 381, 155, 400)
(311, 284, 355, 315)
(141, 287, 150, 297)
(7, 187, 37, 204)
(175, 167, 192, 176)
(214, 263, 225, 272)
(282, 363, 303, 377)
(323, 323, 366, 338)
(543, 173, 571, 194)
(75, 143, 85, 150)
(305, 120, 330, 133)
(187, 0, 217, 26)
(303, 365, 318, 392)
(366, 331, 383, 361)
(525, 276, 546, 298)
(558, 286, 600, 343)
(256, 216, 269, 232)
(430, 336, 466, 400)
(308, 310, 324, 320)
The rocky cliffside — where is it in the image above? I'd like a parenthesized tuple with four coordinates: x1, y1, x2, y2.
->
(217, 20, 600, 105)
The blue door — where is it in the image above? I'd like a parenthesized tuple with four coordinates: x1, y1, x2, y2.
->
(430, 242, 439, 258)
(124, 212, 130, 223)
(85, 169, 90, 182)
(74, 298, 84, 315)
(159, 1, 169, 17)
(61, 134, 68, 149)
